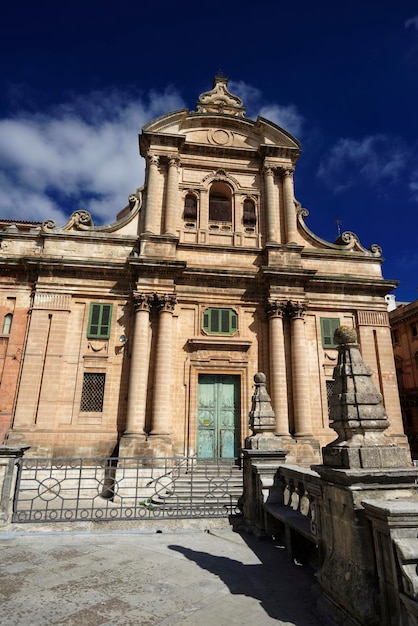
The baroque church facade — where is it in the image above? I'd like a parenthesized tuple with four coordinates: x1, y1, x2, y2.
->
(0, 77, 406, 462)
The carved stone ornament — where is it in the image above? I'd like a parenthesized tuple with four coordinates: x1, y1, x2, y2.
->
(167, 155, 180, 168)
(288, 301, 308, 320)
(265, 299, 308, 320)
(147, 152, 159, 166)
(323, 325, 409, 468)
(248, 372, 277, 436)
(133, 293, 154, 313)
(41, 219, 57, 233)
(63, 210, 94, 231)
(266, 299, 288, 319)
(155, 293, 177, 313)
(281, 166, 295, 178)
(195, 75, 246, 117)
(41, 211, 94, 233)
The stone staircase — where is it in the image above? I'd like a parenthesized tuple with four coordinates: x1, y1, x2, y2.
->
(149, 461, 243, 516)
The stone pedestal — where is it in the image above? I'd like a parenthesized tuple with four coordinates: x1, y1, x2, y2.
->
(238, 373, 288, 535)
(313, 465, 418, 626)
(239, 449, 288, 537)
(312, 327, 418, 626)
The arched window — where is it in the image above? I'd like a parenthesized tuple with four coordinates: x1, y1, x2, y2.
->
(209, 182, 232, 223)
(2, 313, 12, 334)
(243, 198, 256, 226)
(184, 193, 197, 220)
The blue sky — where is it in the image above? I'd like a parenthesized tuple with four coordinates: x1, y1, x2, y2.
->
(0, 1, 417, 302)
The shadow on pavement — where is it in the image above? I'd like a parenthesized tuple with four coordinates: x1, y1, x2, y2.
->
(169, 530, 329, 625)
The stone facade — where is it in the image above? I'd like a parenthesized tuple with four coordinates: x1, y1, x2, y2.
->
(0, 76, 406, 460)
(389, 299, 418, 459)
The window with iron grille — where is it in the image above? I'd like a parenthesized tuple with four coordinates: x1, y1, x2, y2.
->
(80, 373, 106, 412)
(320, 318, 341, 348)
(326, 380, 335, 416)
(203, 308, 237, 335)
(243, 199, 256, 225)
(87, 304, 112, 339)
(183, 193, 198, 220)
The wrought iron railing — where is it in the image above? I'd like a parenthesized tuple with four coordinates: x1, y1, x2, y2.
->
(12, 456, 243, 523)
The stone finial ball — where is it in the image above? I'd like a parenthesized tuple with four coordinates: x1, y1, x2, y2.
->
(334, 326, 357, 345)
(254, 372, 266, 383)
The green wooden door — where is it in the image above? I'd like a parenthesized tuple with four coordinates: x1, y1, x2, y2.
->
(197, 375, 240, 459)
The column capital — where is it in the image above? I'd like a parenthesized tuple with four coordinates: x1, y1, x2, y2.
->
(133, 292, 154, 312)
(147, 152, 160, 166)
(280, 166, 295, 179)
(262, 165, 275, 178)
(266, 299, 288, 319)
(155, 293, 177, 313)
(288, 300, 308, 320)
(167, 155, 181, 168)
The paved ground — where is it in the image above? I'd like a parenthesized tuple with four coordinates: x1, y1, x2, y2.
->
(0, 528, 331, 625)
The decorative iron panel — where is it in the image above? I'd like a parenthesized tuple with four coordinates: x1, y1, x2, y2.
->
(12, 456, 242, 523)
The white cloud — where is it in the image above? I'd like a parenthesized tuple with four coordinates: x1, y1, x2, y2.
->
(0, 87, 185, 225)
(0, 81, 306, 226)
(316, 134, 409, 192)
(228, 80, 304, 137)
(405, 16, 418, 31)
(258, 104, 304, 138)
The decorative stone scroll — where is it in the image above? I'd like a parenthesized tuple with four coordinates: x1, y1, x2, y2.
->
(195, 74, 246, 117)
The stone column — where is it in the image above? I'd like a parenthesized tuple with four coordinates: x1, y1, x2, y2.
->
(263, 166, 280, 243)
(151, 294, 177, 440)
(282, 167, 298, 243)
(289, 301, 312, 437)
(266, 300, 290, 438)
(164, 155, 180, 235)
(144, 153, 160, 234)
(124, 293, 153, 437)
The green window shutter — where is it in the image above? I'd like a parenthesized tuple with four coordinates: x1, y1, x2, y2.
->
(320, 318, 340, 348)
(202, 308, 238, 335)
(87, 304, 113, 339)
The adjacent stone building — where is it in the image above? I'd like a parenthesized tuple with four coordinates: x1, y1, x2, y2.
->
(0, 76, 406, 461)
(390, 299, 418, 459)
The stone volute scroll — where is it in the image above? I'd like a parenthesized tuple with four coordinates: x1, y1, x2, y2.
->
(323, 326, 409, 469)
